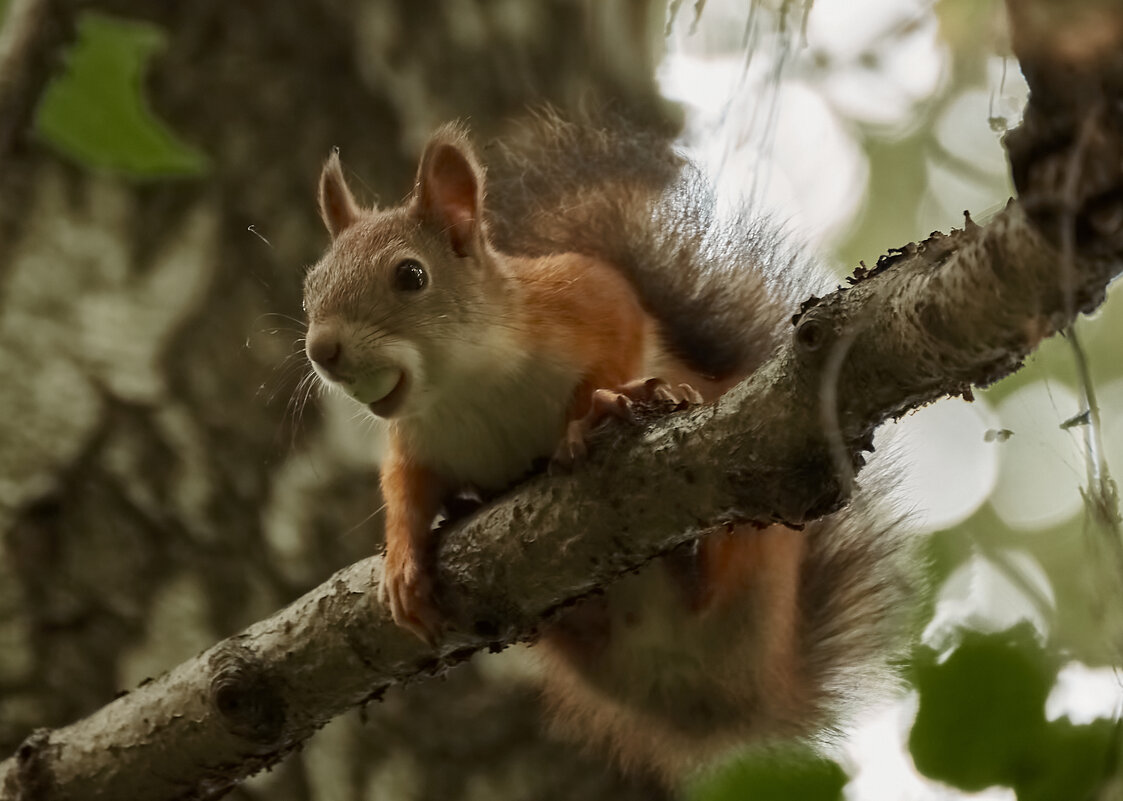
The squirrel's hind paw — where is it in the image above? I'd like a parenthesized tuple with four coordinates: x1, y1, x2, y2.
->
(551, 378, 701, 470)
(631, 377, 703, 408)
(551, 388, 634, 470)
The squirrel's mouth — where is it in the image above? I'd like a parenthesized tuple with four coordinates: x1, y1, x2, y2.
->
(367, 370, 409, 418)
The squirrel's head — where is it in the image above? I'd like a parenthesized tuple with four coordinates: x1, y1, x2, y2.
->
(303, 125, 511, 420)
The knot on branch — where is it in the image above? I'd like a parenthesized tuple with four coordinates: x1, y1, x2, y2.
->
(6, 728, 54, 799)
(791, 303, 847, 366)
(794, 316, 827, 353)
(208, 642, 286, 746)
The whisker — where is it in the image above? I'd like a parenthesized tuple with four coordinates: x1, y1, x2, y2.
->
(254, 312, 307, 329)
(296, 373, 322, 431)
(257, 353, 308, 404)
(284, 370, 315, 426)
(266, 363, 309, 405)
(341, 501, 388, 539)
(248, 225, 274, 248)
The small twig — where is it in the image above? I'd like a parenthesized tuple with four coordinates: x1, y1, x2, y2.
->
(0, 0, 73, 164)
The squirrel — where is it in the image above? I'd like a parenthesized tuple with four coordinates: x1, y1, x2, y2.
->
(301, 112, 916, 780)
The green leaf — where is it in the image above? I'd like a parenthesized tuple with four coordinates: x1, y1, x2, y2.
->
(687, 745, 847, 801)
(909, 625, 1058, 792)
(34, 12, 208, 178)
(1014, 717, 1118, 801)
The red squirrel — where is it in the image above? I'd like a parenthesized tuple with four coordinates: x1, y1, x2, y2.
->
(302, 115, 915, 779)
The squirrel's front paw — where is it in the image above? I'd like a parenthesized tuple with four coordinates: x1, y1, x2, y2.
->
(622, 376, 703, 408)
(379, 548, 441, 645)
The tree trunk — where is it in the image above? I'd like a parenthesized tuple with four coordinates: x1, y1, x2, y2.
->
(0, 1, 674, 798)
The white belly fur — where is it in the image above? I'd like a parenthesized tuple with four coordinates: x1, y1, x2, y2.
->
(393, 356, 578, 491)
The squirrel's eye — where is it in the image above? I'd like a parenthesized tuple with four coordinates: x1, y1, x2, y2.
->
(392, 259, 428, 292)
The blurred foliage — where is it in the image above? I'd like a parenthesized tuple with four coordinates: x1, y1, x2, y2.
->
(33, 12, 208, 178)
(833, 0, 1123, 797)
(911, 626, 1115, 800)
(687, 744, 846, 801)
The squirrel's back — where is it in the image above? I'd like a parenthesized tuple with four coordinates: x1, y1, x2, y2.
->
(484, 112, 815, 383)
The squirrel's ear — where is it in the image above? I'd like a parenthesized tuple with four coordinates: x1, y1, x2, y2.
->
(319, 151, 360, 239)
(414, 129, 485, 258)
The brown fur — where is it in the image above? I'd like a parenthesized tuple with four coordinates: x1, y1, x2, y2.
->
(539, 503, 912, 781)
(514, 252, 653, 418)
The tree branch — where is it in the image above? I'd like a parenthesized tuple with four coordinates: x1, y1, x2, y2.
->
(1, 200, 1119, 800)
(2, 0, 1122, 798)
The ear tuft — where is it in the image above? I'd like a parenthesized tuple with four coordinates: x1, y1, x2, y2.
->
(319, 151, 360, 239)
(414, 125, 486, 257)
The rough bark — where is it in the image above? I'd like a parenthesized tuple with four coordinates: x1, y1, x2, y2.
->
(0, 1, 675, 800)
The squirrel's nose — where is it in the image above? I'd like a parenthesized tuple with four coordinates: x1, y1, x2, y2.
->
(306, 328, 342, 373)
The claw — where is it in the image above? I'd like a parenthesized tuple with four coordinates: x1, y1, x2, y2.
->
(379, 549, 442, 645)
(618, 376, 704, 409)
(678, 383, 704, 406)
(551, 419, 589, 470)
(605, 390, 636, 423)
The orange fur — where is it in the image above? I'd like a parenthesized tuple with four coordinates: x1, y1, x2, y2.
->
(381, 444, 447, 564)
(375, 249, 665, 636)
(538, 523, 817, 780)
(702, 525, 807, 702)
(379, 441, 450, 638)
(512, 252, 653, 419)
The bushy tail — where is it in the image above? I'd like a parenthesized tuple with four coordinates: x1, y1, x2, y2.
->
(488, 113, 921, 782)
(484, 111, 813, 380)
